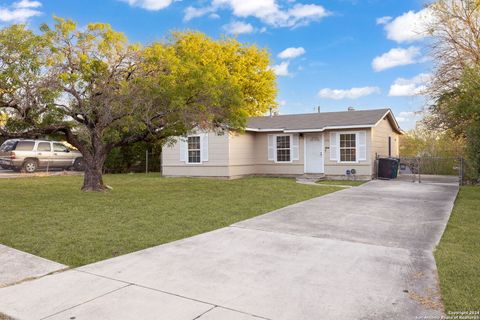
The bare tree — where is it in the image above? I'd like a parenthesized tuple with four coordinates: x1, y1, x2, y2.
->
(427, 0, 480, 98)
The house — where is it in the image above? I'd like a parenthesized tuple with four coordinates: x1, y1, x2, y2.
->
(162, 108, 403, 180)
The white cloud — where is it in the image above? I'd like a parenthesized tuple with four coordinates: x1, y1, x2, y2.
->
(372, 46, 421, 72)
(389, 73, 431, 96)
(271, 61, 290, 76)
(184, 6, 216, 21)
(185, 0, 330, 28)
(318, 86, 380, 100)
(278, 47, 305, 59)
(381, 8, 434, 43)
(0, 0, 42, 23)
(376, 16, 392, 25)
(222, 21, 255, 34)
(14, 0, 41, 8)
(122, 0, 172, 11)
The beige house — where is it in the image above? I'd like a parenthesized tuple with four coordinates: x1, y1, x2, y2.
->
(162, 108, 403, 180)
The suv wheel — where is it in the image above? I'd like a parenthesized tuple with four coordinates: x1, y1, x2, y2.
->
(73, 158, 85, 171)
(23, 159, 38, 173)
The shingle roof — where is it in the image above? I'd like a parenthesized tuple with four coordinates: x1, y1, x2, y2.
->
(246, 108, 401, 133)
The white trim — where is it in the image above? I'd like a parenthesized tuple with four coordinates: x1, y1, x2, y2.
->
(283, 125, 375, 133)
(272, 134, 294, 163)
(186, 135, 203, 165)
(322, 133, 325, 173)
(303, 136, 307, 173)
(374, 109, 403, 134)
(323, 125, 374, 130)
(304, 133, 325, 174)
(285, 128, 326, 133)
(246, 128, 284, 132)
(336, 131, 360, 164)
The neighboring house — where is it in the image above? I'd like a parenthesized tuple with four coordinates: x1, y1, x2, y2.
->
(162, 108, 403, 180)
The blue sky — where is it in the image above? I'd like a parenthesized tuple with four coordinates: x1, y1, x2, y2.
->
(0, 0, 434, 129)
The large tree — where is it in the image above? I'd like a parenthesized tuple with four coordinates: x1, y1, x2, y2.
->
(425, 0, 480, 181)
(0, 18, 277, 191)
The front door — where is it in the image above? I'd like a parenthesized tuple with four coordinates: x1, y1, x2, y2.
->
(305, 133, 324, 173)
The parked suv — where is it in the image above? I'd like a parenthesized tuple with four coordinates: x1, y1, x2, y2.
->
(0, 139, 84, 173)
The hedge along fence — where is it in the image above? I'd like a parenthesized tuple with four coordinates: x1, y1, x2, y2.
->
(104, 142, 162, 174)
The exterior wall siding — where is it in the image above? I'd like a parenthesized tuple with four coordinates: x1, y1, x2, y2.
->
(228, 131, 257, 177)
(162, 131, 230, 177)
(253, 132, 305, 176)
(371, 118, 400, 159)
(162, 117, 399, 180)
(323, 128, 373, 179)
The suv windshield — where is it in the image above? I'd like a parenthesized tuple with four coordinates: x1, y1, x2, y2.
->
(0, 140, 17, 152)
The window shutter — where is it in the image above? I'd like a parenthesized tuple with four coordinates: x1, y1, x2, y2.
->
(357, 131, 367, 161)
(267, 134, 275, 161)
(201, 134, 209, 162)
(179, 137, 187, 162)
(291, 134, 299, 161)
(329, 132, 338, 161)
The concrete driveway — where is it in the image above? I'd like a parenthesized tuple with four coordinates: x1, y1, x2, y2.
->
(0, 179, 459, 320)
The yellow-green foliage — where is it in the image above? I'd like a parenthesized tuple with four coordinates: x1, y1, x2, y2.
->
(400, 125, 464, 158)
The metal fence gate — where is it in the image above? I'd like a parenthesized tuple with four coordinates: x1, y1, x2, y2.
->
(376, 156, 465, 185)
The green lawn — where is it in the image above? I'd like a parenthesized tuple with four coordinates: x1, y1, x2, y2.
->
(0, 174, 340, 267)
(435, 186, 480, 312)
(316, 180, 367, 187)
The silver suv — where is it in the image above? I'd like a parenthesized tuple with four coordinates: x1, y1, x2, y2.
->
(0, 139, 84, 173)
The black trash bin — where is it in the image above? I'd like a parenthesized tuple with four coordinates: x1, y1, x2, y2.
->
(378, 157, 400, 180)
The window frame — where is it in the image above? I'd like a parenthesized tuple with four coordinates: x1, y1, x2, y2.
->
(274, 134, 293, 163)
(186, 135, 202, 164)
(36, 142, 52, 152)
(337, 131, 358, 164)
(53, 143, 69, 153)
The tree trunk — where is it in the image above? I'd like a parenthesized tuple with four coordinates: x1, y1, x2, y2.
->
(81, 133, 109, 192)
(82, 160, 107, 192)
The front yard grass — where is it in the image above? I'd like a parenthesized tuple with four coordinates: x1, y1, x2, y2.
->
(0, 174, 341, 267)
(435, 186, 480, 312)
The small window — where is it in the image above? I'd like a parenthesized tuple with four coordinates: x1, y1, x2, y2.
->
(37, 142, 51, 152)
(339, 133, 356, 162)
(276, 135, 291, 162)
(187, 136, 201, 163)
(53, 143, 68, 152)
(15, 141, 35, 151)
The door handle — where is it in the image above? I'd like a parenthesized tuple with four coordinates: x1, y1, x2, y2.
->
(54, 153, 58, 155)
(38, 153, 42, 155)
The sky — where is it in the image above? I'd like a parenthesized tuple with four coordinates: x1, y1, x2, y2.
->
(0, 0, 435, 129)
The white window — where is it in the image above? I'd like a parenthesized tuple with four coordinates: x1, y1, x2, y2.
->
(179, 133, 209, 164)
(187, 136, 201, 163)
(267, 134, 299, 162)
(339, 133, 356, 162)
(276, 135, 291, 162)
(330, 131, 367, 163)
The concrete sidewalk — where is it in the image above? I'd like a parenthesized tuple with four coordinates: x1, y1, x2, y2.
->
(0, 245, 66, 288)
(0, 179, 459, 320)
